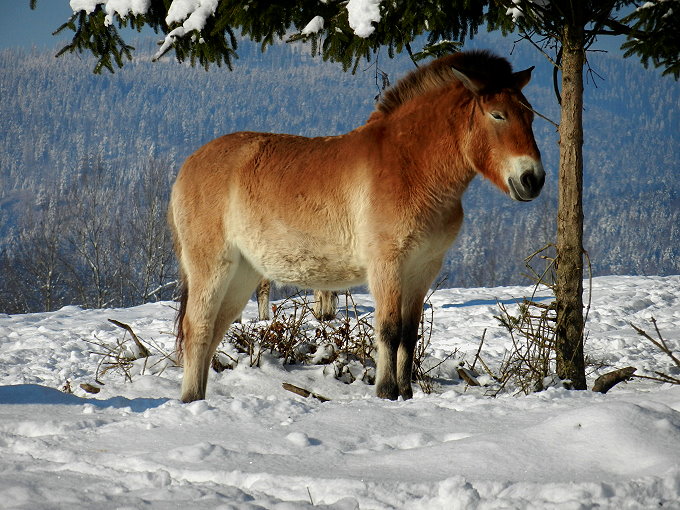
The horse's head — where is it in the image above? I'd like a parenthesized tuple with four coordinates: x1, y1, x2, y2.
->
(452, 63, 545, 202)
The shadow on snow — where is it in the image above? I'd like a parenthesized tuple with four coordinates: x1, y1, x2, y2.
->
(0, 384, 169, 412)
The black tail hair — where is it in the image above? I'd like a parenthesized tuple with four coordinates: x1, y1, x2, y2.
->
(167, 200, 187, 362)
(175, 276, 188, 361)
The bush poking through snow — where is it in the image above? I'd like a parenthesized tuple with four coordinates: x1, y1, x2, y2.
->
(214, 288, 461, 391)
(77, 283, 679, 400)
(215, 290, 378, 385)
(84, 289, 462, 393)
(492, 298, 561, 395)
(483, 248, 678, 396)
(484, 245, 601, 395)
(85, 319, 177, 385)
(412, 280, 463, 394)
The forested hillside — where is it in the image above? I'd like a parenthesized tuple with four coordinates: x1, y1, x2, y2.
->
(1, 37, 678, 312)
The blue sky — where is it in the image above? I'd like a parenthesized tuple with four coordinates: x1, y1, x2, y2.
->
(0, 2, 628, 55)
(0, 2, 73, 49)
(0, 1, 155, 49)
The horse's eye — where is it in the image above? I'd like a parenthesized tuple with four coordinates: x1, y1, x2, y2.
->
(490, 111, 506, 121)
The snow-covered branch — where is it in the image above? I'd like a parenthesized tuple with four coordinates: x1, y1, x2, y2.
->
(346, 0, 382, 38)
(70, 0, 151, 26)
(155, 0, 218, 60)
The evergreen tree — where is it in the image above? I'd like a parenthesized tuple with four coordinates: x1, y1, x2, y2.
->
(34, 1, 678, 78)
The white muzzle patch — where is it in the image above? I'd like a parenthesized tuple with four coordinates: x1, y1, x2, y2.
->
(506, 156, 545, 202)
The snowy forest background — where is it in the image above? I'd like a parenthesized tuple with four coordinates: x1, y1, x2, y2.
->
(1, 35, 678, 314)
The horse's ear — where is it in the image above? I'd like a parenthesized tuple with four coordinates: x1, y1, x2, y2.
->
(451, 66, 483, 95)
(513, 66, 534, 90)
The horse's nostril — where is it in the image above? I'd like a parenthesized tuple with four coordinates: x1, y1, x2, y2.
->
(520, 171, 544, 194)
(521, 172, 535, 192)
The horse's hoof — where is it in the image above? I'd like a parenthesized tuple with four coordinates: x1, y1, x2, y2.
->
(399, 386, 413, 400)
(180, 390, 205, 403)
(376, 382, 399, 400)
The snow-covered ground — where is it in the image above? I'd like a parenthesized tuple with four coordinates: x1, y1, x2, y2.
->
(1, 275, 679, 509)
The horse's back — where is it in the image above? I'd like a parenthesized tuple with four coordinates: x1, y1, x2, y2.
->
(173, 132, 269, 195)
(171, 131, 370, 289)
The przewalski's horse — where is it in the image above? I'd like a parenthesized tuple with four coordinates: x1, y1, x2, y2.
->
(169, 50, 545, 403)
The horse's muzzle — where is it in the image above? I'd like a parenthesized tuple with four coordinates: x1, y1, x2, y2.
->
(507, 158, 545, 202)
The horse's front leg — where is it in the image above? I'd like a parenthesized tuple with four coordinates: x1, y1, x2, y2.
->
(396, 253, 449, 399)
(370, 266, 403, 400)
(396, 293, 428, 400)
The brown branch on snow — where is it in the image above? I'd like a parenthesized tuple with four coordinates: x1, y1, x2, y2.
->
(627, 318, 679, 386)
(633, 372, 680, 385)
(282, 383, 330, 402)
(457, 367, 481, 387)
(591, 366, 636, 394)
(80, 382, 101, 394)
(470, 329, 486, 372)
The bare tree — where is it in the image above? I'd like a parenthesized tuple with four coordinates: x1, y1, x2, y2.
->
(124, 157, 176, 303)
(16, 192, 67, 311)
(62, 155, 120, 308)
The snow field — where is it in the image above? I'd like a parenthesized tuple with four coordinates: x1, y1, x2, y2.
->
(0, 275, 679, 508)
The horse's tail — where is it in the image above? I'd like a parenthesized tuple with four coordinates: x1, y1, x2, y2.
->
(174, 275, 188, 361)
(168, 199, 187, 361)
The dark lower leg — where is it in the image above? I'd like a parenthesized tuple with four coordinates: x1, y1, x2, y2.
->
(397, 320, 419, 399)
(375, 321, 401, 400)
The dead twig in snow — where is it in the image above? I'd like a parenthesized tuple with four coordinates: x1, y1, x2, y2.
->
(628, 318, 680, 385)
(108, 319, 151, 358)
(282, 383, 330, 402)
(630, 318, 680, 367)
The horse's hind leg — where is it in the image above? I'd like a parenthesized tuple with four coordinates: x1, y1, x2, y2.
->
(180, 261, 233, 403)
(256, 278, 271, 321)
(210, 257, 263, 357)
(313, 290, 338, 321)
(180, 253, 262, 403)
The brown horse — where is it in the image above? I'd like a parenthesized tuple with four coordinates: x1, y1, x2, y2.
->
(169, 50, 545, 403)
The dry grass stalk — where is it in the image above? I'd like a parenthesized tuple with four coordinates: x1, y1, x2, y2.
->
(630, 318, 680, 385)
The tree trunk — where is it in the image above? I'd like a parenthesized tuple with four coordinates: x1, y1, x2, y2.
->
(555, 20, 587, 390)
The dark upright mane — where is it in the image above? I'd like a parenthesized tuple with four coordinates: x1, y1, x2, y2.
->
(375, 50, 515, 115)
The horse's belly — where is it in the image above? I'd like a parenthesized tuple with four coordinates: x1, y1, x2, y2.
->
(238, 234, 367, 289)
(264, 256, 366, 289)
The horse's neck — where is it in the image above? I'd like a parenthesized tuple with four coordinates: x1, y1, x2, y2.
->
(357, 109, 476, 203)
